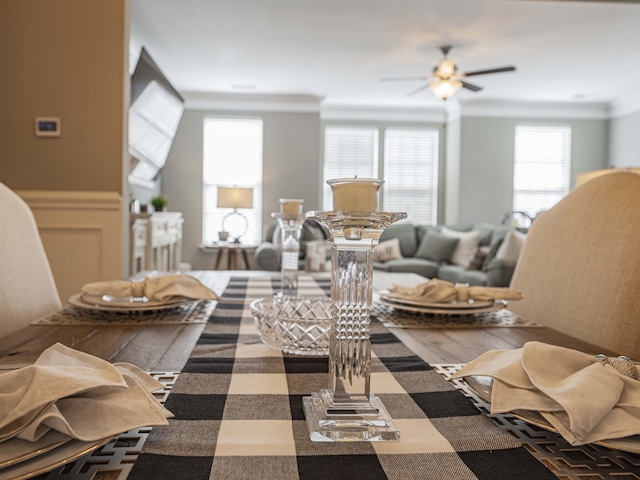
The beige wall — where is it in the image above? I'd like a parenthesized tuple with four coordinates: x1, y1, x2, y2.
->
(0, 0, 127, 193)
(1, 0, 129, 288)
(458, 116, 609, 224)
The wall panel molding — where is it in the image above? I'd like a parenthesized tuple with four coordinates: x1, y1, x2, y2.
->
(16, 190, 123, 305)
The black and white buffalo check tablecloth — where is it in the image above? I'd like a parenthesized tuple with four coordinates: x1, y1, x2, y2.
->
(128, 275, 555, 480)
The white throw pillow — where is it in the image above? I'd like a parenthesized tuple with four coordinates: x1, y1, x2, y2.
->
(496, 229, 527, 262)
(441, 227, 481, 267)
(374, 238, 403, 262)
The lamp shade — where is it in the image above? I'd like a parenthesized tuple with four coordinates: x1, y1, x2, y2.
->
(428, 78, 462, 100)
(217, 187, 254, 209)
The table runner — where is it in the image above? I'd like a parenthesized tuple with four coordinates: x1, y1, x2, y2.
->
(128, 274, 556, 480)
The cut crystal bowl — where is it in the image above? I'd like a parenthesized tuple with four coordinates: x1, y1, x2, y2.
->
(250, 296, 333, 356)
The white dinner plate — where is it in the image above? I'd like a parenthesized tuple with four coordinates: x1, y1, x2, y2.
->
(0, 431, 70, 469)
(463, 375, 640, 454)
(0, 436, 112, 480)
(378, 291, 494, 309)
(68, 293, 195, 313)
(81, 294, 186, 309)
(375, 295, 507, 315)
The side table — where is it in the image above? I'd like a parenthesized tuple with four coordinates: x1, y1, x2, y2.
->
(200, 243, 257, 270)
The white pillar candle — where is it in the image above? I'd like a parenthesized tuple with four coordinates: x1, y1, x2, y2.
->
(280, 198, 303, 216)
(328, 178, 383, 212)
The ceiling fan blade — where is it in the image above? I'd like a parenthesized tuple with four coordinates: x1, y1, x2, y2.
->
(380, 76, 429, 82)
(461, 80, 483, 92)
(406, 84, 430, 96)
(462, 66, 516, 77)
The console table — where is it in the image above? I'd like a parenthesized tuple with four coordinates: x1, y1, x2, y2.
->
(130, 212, 184, 275)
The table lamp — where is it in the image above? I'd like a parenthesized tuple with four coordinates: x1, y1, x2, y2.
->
(217, 186, 254, 243)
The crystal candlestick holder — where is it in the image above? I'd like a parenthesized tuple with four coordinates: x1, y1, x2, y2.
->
(303, 209, 406, 441)
(273, 199, 304, 297)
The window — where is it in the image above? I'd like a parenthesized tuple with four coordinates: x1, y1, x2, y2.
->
(322, 125, 439, 223)
(203, 118, 263, 245)
(384, 129, 439, 224)
(513, 125, 571, 217)
(322, 127, 378, 210)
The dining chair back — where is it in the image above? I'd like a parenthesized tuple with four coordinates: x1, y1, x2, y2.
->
(509, 171, 640, 358)
(0, 182, 61, 338)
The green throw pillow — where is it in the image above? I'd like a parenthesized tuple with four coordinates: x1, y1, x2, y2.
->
(415, 230, 459, 263)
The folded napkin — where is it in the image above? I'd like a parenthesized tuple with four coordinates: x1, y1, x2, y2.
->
(0, 343, 173, 443)
(82, 274, 220, 301)
(452, 342, 640, 445)
(387, 278, 523, 303)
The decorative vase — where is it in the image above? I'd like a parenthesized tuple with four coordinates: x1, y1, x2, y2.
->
(303, 178, 406, 442)
(272, 199, 304, 296)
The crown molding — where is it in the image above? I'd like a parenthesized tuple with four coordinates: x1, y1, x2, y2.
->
(609, 89, 640, 119)
(181, 92, 640, 120)
(459, 100, 610, 120)
(320, 105, 445, 123)
(183, 92, 323, 112)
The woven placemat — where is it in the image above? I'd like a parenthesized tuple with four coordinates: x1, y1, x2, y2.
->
(372, 303, 541, 328)
(32, 300, 217, 326)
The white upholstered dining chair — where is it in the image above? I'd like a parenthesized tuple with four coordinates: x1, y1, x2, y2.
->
(509, 171, 640, 359)
(0, 182, 62, 338)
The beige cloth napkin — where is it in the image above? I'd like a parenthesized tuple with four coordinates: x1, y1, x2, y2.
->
(0, 343, 173, 443)
(452, 342, 640, 445)
(387, 278, 523, 303)
(82, 274, 220, 301)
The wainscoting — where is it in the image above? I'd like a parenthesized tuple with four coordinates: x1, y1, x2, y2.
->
(17, 190, 123, 305)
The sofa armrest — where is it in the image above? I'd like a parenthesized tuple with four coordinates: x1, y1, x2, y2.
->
(254, 242, 281, 271)
(484, 258, 517, 288)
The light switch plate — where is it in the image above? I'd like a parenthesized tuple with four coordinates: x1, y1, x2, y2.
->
(35, 117, 61, 137)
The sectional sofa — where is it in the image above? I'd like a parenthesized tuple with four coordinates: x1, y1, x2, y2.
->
(373, 222, 524, 287)
(255, 219, 525, 288)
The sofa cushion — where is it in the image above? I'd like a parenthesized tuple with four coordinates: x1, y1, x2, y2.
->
(374, 238, 403, 262)
(382, 258, 439, 279)
(490, 225, 511, 245)
(438, 264, 488, 286)
(466, 246, 490, 271)
(482, 238, 504, 272)
(473, 223, 497, 246)
(496, 229, 527, 263)
(379, 222, 417, 257)
(415, 225, 438, 246)
(415, 230, 459, 263)
(441, 227, 480, 267)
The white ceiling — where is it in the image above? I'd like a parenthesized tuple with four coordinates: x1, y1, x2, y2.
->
(129, 0, 640, 112)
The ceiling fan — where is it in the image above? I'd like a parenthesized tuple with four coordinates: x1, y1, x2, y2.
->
(381, 45, 516, 100)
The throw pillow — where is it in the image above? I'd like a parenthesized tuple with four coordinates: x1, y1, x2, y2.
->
(482, 238, 504, 272)
(441, 227, 481, 267)
(374, 238, 403, 262)
(495, 229, 527, 262)
(466, 246, 490, 271)
(415, 230, 459, 263)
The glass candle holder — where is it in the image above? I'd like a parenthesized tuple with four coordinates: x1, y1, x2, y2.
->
(303, 178, 406, 442)
(272, 198, 304, 296)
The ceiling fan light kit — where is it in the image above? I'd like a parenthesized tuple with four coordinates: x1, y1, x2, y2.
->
(429, 78, 462, 100)
(382, 45, 516, 101)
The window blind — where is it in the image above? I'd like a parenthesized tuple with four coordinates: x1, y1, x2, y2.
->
(513, 125, 571, 217)
(322, 127, 378, 210)
(383, 129, 439, 224)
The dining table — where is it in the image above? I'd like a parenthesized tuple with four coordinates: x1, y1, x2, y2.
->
(0, 270, 636, 480)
